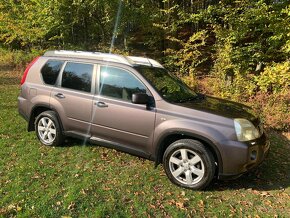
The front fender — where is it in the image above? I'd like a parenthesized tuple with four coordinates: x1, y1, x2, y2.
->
(154, 119, 233, 147)
(153, 119, 235, 174)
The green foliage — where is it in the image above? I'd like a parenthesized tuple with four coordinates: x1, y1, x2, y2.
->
(0, 0, 289, 130)
(255, 61, 290, 94)
(0, 0, 162, 51)
(204, 0, 290, 70)
(198, 1, 290, 129)
(282, 5, 290, 54)
(164, 30, 209, 87)
(165, 30, 208, 74)
(0, 0, 51, 47)
(209, 39, 254, 100)
(0, 47, 44, 67)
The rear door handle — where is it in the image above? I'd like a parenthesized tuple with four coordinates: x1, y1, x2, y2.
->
(95, 101, 108, 108)
(55, 93, 65, 99)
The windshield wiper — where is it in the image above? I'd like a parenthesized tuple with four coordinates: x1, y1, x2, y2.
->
(177, 96, 198, 103)
(177, 93, 205, 103)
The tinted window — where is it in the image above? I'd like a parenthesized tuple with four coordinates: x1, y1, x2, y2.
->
(61, 62, 93, 92)
(41, 60, 64, 85)
(100, 66, 146, 101)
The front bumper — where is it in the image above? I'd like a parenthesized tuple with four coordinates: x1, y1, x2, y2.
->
(219, 133, 270, 180)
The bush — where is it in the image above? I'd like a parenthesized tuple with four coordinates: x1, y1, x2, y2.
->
(0, 47, 44, 67)
(249, 91, 290, 131)
(203, 73, 289, 131)
(255, 61, 290, 94)
(209, 41, 256, 101)
(163, 31, 208, 74)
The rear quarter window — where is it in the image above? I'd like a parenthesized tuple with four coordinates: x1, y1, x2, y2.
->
(41, 60, 64, 85)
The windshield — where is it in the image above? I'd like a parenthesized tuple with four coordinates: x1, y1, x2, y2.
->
(135, 66, 198, 103)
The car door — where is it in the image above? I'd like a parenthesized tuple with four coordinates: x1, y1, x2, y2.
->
(50, 61, 96, 135)
(90, 65, 156, 155)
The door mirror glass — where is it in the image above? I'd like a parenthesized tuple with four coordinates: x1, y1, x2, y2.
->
(132, 93, 149, 104)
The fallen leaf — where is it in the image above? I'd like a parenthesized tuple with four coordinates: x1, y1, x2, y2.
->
(176, 202, 184, 210)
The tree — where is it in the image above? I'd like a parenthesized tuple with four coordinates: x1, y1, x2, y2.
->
(0, 0, 52, 48)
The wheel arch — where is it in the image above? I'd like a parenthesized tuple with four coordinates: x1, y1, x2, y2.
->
(154, 132, 223, 175)
(28, 104, 63, 132)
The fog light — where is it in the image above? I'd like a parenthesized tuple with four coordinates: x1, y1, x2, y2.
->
(250, 150, 257, 161)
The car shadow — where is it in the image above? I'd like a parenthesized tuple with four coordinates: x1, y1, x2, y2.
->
(62, 137, 94, 147)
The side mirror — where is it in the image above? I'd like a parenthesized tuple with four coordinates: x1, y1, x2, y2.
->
(132, 93, 149, 104)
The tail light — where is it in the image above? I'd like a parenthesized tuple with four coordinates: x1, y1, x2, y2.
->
(20, 56, 40, 85)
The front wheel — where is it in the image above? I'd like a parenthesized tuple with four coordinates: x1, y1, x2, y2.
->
(163, 139, 215, 190)
(35, 111, 64, 146)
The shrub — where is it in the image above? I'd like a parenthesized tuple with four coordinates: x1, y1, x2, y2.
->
(249, 91, 290, 131)
(163, 30, 209, 76)
(210, 40, 257, 101)
(255, 61, 290, 94)
(0, 47, 44, 67)
(200, 74, 289, 131)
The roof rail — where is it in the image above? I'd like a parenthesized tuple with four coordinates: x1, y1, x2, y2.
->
(126, 56, 164, 68)
(44, 50, 131, 65)
(43, 50, 164, 68)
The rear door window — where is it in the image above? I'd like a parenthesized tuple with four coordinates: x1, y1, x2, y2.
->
(41, 60, 64, 85)
(61, 62, 93, 93)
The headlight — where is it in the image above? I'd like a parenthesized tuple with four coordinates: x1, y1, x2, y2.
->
(234, 118, 260, 141)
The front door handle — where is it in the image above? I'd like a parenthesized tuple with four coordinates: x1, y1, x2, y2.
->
(95, 101, 108, 108)
(55, 93, 65, 99)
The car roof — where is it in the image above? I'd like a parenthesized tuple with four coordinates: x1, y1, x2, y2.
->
(43, 50, 164, 68)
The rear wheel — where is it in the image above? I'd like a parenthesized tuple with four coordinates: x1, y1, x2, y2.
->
(163, 139, 215, 190)
(35, 111, 64, 146)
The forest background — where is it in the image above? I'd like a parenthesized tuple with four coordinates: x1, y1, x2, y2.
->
(0, 0, 289, 131)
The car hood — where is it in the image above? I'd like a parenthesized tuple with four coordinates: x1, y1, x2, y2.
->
(176, 95, 257, 121)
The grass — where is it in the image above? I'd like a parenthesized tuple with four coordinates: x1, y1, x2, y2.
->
(0, 66, 289, 217)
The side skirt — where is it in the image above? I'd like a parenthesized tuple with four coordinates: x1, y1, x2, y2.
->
(90, 136, 152, 160)
(63, 131, 153, 160)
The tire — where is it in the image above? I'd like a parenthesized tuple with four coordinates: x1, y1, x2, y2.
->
(35, 111, 64, 146)
(163, 139, 215, 190)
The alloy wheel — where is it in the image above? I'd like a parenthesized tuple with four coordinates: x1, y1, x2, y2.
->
(37, 117, 56, 144)
(168, 148, 205, 185)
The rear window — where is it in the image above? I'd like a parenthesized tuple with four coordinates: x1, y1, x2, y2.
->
(61, 62, 93, 93)
(41, 60, 64, 85)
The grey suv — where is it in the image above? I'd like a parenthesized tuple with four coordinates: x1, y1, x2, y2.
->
(18, 50, 269, 190)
